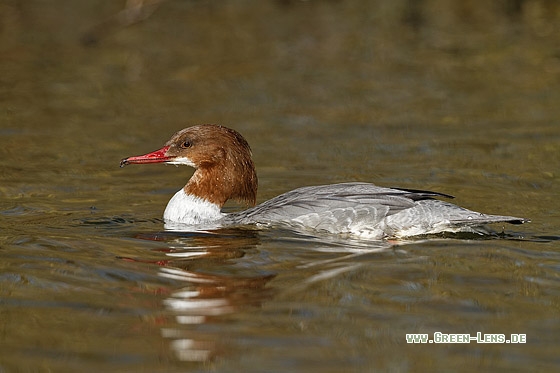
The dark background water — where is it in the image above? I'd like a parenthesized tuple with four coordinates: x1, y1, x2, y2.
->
(1, 1, 559, 371)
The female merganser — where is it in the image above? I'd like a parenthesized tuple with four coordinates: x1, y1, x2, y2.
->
(120, 124, 527, 239)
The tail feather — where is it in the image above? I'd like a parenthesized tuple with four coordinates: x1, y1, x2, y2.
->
(450, 214, 529, 227)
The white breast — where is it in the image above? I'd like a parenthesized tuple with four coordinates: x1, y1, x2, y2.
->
(163, 189, 224, 225)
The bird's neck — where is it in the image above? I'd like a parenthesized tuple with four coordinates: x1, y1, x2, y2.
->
(163, 188, 224, 225)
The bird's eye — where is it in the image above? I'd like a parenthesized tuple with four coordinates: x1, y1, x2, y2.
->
(181, 140, 192, 149)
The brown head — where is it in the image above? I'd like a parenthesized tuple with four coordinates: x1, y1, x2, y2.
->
(121, 124, 258, 207)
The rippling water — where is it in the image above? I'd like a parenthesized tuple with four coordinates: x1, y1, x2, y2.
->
(1, 1, 560, 371)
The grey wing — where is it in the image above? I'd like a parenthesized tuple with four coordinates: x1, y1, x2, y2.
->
(227, 182, 434, 232)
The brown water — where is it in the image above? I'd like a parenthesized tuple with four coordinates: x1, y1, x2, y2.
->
(1, 1, 560, 371)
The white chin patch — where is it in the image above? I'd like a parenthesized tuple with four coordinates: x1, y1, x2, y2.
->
(167, 157, 195, 167)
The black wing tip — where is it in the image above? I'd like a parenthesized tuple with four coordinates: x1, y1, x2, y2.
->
(391, 187, 455, 200)
(508, 218, 530, 225)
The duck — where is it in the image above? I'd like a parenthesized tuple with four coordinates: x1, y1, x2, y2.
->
(120, 124, 527, 239)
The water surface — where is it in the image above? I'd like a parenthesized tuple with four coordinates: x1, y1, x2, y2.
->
(1, 1, 560, 371)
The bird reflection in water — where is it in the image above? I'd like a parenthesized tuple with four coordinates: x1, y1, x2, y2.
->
(121, 229, 275, 362)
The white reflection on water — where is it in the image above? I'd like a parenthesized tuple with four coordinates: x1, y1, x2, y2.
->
(158, 265, 275, 362)
(150, 228, 393, 362)
(144, 230, 273, 362)
(159, 268, 234, 362)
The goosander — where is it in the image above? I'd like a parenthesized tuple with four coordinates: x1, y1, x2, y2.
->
(120, 124, 528, 239)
